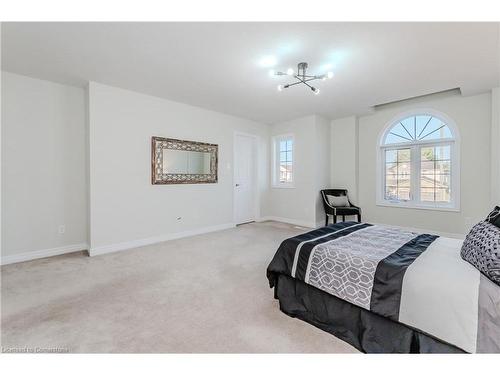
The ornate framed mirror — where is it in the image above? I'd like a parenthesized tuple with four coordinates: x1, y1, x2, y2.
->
(151, 136, 218, 184)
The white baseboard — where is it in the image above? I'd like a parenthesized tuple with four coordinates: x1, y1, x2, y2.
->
(257, 216, 318, 229)
(1, 243, 89, 266)
(257, 216, 464, 239)
(89, 222, 236, 257)
(316, 221, 325, 228)
(369, 221, 464, 239)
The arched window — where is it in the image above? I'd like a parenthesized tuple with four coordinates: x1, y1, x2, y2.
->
(377, 110, 460, 210)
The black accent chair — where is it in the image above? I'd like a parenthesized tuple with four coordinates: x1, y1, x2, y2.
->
(320, 189, 361, 226)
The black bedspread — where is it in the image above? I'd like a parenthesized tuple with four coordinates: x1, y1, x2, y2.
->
(274, 273, 464, 353)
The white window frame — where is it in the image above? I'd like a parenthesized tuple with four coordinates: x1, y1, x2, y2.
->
(272, 133, 295, 189)
(376, 109, 461, 212)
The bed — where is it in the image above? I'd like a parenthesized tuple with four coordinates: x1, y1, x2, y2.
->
(266, 221, 500, 353)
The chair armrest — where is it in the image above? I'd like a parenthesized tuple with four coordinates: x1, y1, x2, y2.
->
(349, 204, 361, 211)
(321, 192, 335, 210)
(347, 199, 361, 211)
(324, 201, 336, 210)
(322, 199, 336, 214)
(324, 205, 336, 215)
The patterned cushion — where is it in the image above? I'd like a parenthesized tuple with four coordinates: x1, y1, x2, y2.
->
(327, 195, 349, 207)
(486, 206, 500, 229)
(461, 221, 500, 286)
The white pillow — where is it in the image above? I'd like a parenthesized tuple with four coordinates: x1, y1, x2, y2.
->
(327, 195, 349, 207)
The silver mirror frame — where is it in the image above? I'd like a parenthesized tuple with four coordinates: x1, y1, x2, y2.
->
(151, 136, 218, 184)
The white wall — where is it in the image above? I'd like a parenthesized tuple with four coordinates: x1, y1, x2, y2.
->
(266, 115, 330, 228)
(330, 116, 358, 204)
(266, 116, 316, 226)
(87, 82, 269, 254)
(1, 28, 3, 258)
(1, 72, 88, 262)
(356, 91, 492, 236)
(491, 87, 500, 206)
(314, 115, 331, 225)
(2, 72, 498, 263)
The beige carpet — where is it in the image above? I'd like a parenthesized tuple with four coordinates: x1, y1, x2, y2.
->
(1, 221, 358, 353)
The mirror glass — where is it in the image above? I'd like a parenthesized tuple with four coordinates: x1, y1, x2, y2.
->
(163, 149, 212, 175)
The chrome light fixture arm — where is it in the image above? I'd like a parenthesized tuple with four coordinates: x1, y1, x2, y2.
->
(273, 62, 332, 95)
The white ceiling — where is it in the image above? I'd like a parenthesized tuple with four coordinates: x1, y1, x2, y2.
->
(2, 22, 499, 124)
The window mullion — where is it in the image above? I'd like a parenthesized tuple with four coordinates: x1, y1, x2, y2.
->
(417, 145, 422, 203)
(275, 137, 282, 185)
(381, 149, 386, 202)
(413, 145, 420, 203)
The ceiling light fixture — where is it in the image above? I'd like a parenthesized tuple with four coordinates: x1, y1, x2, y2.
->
(272, 62, 333, 95)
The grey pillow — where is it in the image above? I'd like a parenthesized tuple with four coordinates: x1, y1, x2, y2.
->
(486, 206, 500, 229)
(327, 195, 349, 207)
(461, 221, 500, 286)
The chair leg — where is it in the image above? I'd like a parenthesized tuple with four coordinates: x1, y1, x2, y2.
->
(342, 215, 345, 222)
(325, 215, 329, 227)
(333, 215, 337, 224)
(357, 213, 361, 222)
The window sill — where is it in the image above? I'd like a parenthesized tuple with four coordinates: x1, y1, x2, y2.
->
(376, 200, 460, 212)
(272, 184, 295, 189)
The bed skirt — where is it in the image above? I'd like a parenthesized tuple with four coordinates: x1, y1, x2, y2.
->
(274, 273, 465, 353)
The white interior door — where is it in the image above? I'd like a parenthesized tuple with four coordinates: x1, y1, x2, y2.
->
(234, 133, 256, 225)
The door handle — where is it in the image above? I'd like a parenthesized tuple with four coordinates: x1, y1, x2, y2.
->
(235, 184, 240, 187)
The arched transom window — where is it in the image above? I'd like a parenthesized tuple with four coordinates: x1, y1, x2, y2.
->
(378, 112, 460, 210)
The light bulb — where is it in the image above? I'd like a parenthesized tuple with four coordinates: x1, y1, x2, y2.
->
(327, 71, 334, 79)
(286, 68, 294, 75)
(313, 88, 320, 95)
(277, 85, 283, 92)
